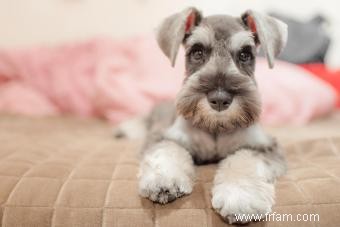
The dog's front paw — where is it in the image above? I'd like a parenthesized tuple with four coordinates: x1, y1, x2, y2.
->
(211, 180, 274, 224)
(138, 169, 193, 204)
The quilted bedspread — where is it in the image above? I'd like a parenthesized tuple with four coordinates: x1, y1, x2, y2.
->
(0, 114, 340, 227)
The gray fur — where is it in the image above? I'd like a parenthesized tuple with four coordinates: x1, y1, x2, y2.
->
(157, 7, 202, 66)
(242, 10, 288, 68)
(135, 7, 288, 224)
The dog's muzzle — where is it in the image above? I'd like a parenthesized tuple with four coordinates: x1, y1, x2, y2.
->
(207, 89, 233, 112)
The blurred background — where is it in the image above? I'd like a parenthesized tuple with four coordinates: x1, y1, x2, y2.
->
(2, 2, 340, 226)
(0, 0, 339, 67)
(0, 0, 339, 127)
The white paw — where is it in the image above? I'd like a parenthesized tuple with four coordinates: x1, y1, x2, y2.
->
(211, 180, 274, 224)
(138, 170, 193, 204)
(138, 144, 195, 204)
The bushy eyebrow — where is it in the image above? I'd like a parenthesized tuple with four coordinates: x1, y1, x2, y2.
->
(186, 26, 214, 47)
(228, 31, 255, 51)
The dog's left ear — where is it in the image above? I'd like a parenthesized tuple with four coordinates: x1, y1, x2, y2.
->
(242, 10, 288, 68)
(157, 7, 202, 67)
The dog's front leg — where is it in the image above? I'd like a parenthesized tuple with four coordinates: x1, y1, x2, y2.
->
(138, 140, 195, 204)
(211, 149, 286, 224)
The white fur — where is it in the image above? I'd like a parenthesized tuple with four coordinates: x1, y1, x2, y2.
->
(138, 140, 195, 204)
(186, 25, 214, 47)
(212, 149, 275, 224)
(165, 117, 192, 146)
(226, 58, 240, 75)
(212, 180, 274, 224)
(133, 10, 286, 223)
(273, 18, 288, 53)
(180, 54, 240, 88)
(229, 31, 255, 51)
(165, 115, 272, 161)
(113, 117, 147, 139)
(165, 116, 216, 159)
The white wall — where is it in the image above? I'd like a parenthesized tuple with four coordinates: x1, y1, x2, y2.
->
(0, 0, 339, 66)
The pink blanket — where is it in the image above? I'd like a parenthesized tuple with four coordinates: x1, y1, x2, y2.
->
(0, 36, 336, 125)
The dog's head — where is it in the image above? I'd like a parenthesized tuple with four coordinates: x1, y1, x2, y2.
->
(157, 8, 287, 133)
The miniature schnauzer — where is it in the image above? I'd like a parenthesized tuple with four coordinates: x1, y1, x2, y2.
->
(116, 7, 288, 224)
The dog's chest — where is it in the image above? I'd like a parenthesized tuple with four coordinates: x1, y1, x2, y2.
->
(164, 117, 271, 163)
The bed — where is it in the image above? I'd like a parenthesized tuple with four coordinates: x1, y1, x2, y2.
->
(0, 113, 340, 227)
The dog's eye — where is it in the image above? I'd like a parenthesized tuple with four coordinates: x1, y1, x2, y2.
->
(190, 44, 205, 63)
(193, 50, 203, 60)
(238, 46, 253, 63)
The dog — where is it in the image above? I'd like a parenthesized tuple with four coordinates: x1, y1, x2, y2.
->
(115, 7, 288, 224)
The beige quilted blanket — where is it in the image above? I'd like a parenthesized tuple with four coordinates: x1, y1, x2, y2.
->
(1, 114, 340, 227)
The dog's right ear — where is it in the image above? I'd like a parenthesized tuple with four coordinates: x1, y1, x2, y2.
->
(242, 10, 288, 69)
(157, 7, 202, 67)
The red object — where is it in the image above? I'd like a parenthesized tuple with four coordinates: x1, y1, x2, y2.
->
(301, 64, 340, 107)
(185, 11, 196, 33)
(247, 16, 257, 34)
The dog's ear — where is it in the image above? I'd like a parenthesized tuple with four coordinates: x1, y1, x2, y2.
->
(242, 10, 288, 68)
(157, 7, 202, 67)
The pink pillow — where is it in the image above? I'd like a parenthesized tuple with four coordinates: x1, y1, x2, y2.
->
(255, 58, 337, 125)
(0, 36, 336, 126)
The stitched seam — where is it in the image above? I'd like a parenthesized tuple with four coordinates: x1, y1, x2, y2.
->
(1, 151, 54, 226)
(50, 151, 93, 227)
(101, 164, 119, 227)
(292, 144, 317, 227)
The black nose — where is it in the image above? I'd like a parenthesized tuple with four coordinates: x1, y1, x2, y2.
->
(207, 89, 233, 112)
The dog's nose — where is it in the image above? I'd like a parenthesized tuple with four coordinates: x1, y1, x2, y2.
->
(207, 90, 233, 111)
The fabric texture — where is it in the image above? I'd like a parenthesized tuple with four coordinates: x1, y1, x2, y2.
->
(0, 37, 336, 125)
(269, 13, 330, 64)
(1, 114, 340, 227)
